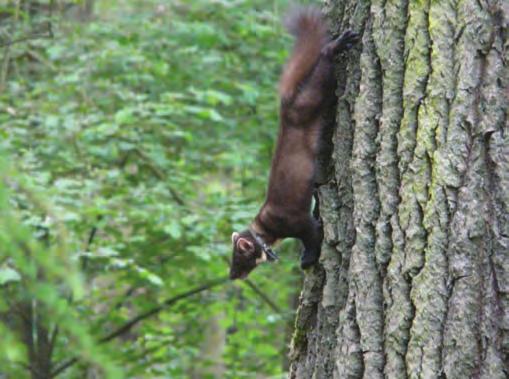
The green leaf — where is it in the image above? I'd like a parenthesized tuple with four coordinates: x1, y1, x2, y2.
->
(164, 220, 182, 239)
(0, 267, 21, 285)
(115, 108, 136, 125)
(136, 267, 164, 287)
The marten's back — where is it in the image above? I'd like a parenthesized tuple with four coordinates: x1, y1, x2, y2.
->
(264, 8, 332, 216)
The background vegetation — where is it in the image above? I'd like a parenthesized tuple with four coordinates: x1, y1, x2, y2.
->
(0, 0, 304, 377)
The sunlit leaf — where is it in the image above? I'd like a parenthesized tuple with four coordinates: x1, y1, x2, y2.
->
(0, 267, 21, 285)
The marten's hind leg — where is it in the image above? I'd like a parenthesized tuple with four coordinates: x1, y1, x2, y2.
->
(310, 30, 359, 88)
(294, 30, 359, 112)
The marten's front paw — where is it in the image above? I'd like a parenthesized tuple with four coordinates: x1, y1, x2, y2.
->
(337, 30, 360, 51)
(301, 250, 319, 270)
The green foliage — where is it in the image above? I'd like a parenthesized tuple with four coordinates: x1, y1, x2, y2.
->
(0, 0, 302, 377)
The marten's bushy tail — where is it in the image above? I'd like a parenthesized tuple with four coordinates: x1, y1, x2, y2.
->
(279, 7, 328, 100)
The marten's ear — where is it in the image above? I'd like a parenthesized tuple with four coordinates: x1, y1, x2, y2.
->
(237, 237, 255, 253)
(231, 232, 240, 244)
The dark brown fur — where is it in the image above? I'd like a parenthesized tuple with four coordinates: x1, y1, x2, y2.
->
(230, 7, 358, 280)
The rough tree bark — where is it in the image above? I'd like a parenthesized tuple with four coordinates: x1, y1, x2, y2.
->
(289, 0, 508, 378)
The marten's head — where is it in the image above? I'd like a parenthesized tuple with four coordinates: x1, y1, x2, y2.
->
(229, 230, 270, 280)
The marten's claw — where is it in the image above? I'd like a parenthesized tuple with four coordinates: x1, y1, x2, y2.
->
(323, 30, 360, 56)
(338, 30, 360, 48)
(341, 29, 359, 40)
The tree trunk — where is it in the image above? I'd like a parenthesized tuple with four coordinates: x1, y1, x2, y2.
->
(289, 0, 508, 378)
(11, 301, 54, 379)
(78, 0, 94, 21)
(190, 313, 226, 379)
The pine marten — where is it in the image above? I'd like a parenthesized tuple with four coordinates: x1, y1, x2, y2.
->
(230, 7, 359, 280)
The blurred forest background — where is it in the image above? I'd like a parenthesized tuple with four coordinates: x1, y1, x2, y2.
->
(0, 0, 304, 377)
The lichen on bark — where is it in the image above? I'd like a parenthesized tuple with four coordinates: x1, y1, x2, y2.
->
(288, 0, 508, 378)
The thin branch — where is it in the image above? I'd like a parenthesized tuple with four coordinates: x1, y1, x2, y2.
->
(113, 286, 138, 310)
(101, 277, 229, 343)
(222, 256, 282, 314)
(0, 0, 19, 90)
(49, 357, 77, 378)
(25, 49, 57, 71)
(243, 279, 282, 313)
(0, 31, 52, 47)
(48, 325, 59, 359)
(67, 222, 101, 302)
(0, 38, 11, 90)
(0, 22, 53, 48)
(81, 224, 98, 271)
(86, 226, 98, 250)
(50, 277, 229, 378)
